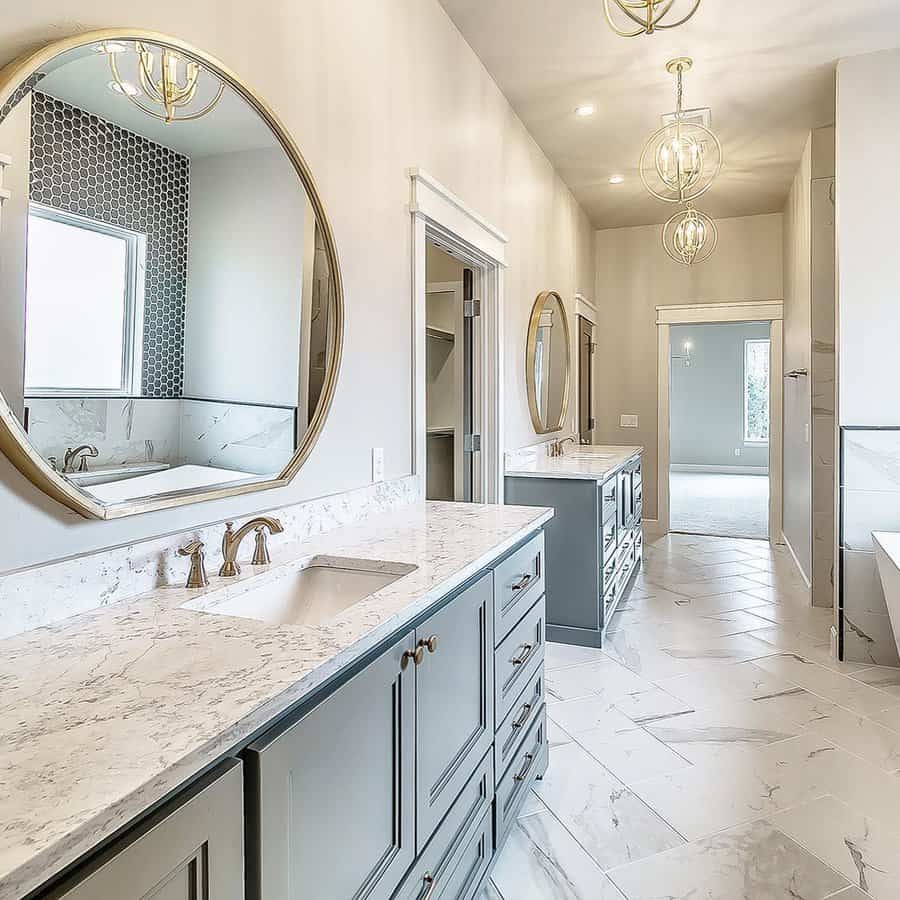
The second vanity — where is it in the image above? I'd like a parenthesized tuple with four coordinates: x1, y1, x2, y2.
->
(505, 444, 644, 647)
(1, 501, 551, 900)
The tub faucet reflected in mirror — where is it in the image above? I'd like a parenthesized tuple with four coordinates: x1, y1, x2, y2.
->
(63, 445, 99, 473)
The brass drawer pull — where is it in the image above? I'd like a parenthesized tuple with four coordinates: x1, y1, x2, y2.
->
(513, 752, 535, 782)
(419, 635, 439, 654)
(511, 573, 533, 592)
(401, 646, 424, 671)
(603, 530, 615, 550)
(512, 702, 533, 730)
(603, 490, 615, 503)
(511, 643, 534, 667)
(418, 873, 437, 900)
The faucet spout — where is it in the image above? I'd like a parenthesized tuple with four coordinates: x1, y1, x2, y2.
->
(219, 516, 284, 577)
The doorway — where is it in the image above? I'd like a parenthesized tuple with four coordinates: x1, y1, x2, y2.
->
(424, 241, 479, 501)
(577, 314, 596, 444)
(656, 300, 784, 542)
(668, 322, 771, 539)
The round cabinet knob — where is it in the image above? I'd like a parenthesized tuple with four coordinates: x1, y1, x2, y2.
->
(423, 635, 438, 654)
(400, 645, 425, 670)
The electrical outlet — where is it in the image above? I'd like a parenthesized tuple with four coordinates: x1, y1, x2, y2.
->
(372, 447, 385, 483)
(734, 448, 741, 457)
(620, 414, 638, 428)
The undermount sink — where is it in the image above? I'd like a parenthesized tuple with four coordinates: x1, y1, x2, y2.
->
(185, 556, 417, 628)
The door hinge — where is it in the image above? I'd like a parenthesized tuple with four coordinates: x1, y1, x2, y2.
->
(589, 342, 597, 354)
(464, 433, 482, 452)
(463, 298, 482, 318)
(588, 417, 596, 430)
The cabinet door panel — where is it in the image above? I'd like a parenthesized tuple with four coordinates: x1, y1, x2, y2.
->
(416, 573, 494, 850)
(247, 634, 416, 900)
(50, 760, 243, 900)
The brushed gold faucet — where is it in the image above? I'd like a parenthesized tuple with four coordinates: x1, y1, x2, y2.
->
(547, 437, 577, 458)
(63, 444, 99, 473)
(219, 516, 284, 577)
(177, 540, 209, 589)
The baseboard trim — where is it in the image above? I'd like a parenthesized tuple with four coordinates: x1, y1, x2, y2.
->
(671, 464, 769, 476)
(642, 518, 664, 536)
(782, 531, 812, 589)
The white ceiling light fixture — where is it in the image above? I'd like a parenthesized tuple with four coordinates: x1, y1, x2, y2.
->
(575, 104, 596, 117)
(603, 0, 701, 37)
(662, 203, 718, 266)
(609, 174, 625, 184)
(639, 57, 722, 204)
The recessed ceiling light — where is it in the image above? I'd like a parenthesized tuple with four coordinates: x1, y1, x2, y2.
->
(108, 80, 140, 97)
(609, 175, 625, 185)
(574, 104, 595, 118)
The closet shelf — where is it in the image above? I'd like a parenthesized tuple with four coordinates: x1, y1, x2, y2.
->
(426, 325, 455, 344)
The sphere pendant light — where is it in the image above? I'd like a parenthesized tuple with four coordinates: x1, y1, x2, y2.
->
(662, 204, 718, 266)
(603, 0, 701, 37)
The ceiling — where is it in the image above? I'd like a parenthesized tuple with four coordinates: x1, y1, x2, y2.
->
(36, 45, 276, 159)
(438, 0, 900, 228)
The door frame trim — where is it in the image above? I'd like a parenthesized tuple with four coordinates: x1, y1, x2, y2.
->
(410, 169, 506, 503)
(656, 300, 784, 542)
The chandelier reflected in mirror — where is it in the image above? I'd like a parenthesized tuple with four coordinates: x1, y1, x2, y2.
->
(662, 204, 717, 266)
(639, 58, 722, 204)
(100, 40, 224, 123)
(603, 0, 701, 37)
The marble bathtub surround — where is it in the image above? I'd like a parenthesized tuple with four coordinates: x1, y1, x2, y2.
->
(480, 531, 900, 900)
(0, 474, 418, 639)
(0, 500, 553, 900)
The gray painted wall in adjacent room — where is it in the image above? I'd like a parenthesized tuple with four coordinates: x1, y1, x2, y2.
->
(669, 322, 771, 470)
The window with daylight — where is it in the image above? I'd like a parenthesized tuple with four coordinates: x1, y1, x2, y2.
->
(24, 205, 145, 396)
(743, 338, 770, 444)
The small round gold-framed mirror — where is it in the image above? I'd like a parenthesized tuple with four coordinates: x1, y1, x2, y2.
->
(0, 29, 343, 519)
(525, 291, 571, 434)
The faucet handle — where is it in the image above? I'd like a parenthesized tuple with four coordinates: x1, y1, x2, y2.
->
(177, 540, 209, 589)
(252, 526, 272, 566)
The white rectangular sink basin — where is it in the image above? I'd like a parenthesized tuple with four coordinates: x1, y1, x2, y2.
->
(186, 556, 417, 628)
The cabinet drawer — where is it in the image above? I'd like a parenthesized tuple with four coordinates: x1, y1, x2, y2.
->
(493, 532, 544, 644)
(600, 518, 617, 565)
(494, 707, 548, 848)
(600, 478, 617, 524)
(494, 664, 545, 783)
(394, 753, 493, 900)
(634, 478, 643, 509)
(437, 811, 493, 900)
(495, 597, 545, 724)
(48, 760, 244, 900)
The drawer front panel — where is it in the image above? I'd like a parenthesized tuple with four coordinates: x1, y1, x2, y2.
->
(492, 532, 545, 645)
(600, 478, 617, 524)
(493, 663, 545, 783)
(494, 708, 548, 848)
(394, 753, 494, 900)
(600, 518, 617, 565)
(494, 597, 545, 724)
(437, 811, 493, 900)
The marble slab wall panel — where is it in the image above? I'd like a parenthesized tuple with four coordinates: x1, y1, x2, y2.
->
(0, 474, 420, 638)
(840, 428, 900, 666)
(179, 399, 296, 476)
(25, 397, 182, 467)
(504, 439, 557, 469)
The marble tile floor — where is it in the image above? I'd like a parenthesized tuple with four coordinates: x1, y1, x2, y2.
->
(480, 532, 900, 900)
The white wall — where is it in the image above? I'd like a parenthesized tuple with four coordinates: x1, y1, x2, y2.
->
(782, 134, 813, 579)
(670, 322, 771, 470)
(0, 0, 594, 572)
(594, 213, 783, 519)
(836, 49, 900, 426)
(184, 147, 304, 407)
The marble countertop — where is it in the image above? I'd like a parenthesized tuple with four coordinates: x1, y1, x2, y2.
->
(505, 444, 643, 482)
(0, 501, 552, 900)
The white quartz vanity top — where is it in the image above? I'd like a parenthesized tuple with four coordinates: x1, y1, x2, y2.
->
(505, 444, 642, 482)
(0, 501, 551, 900)
(873, 531, 900, 561)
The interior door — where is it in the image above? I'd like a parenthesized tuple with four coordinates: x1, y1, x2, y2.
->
(461, 268, 477, 501)
(577, 315, 595, 444)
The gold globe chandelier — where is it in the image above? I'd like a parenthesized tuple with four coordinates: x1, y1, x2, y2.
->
(639, 57, 722, 204)
(603, 0, 701, 37)
(662, 204, 718, 266)
(100, 41, 224, 123)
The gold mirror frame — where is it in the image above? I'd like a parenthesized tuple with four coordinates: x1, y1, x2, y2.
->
(0, 28, 344, 519)
(525, 291, 571, 435)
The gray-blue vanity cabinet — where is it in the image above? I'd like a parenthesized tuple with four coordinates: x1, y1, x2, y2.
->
(415, 572, 495, 849)
(46, 760, 244, 900)
(245, 632, 418, 900)
(505, 452, 643, 648)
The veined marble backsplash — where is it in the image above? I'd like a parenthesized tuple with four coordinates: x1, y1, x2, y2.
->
(504, 438, 560, 469)
(0, 474, 419, 639)
(840, 428, 900, 667)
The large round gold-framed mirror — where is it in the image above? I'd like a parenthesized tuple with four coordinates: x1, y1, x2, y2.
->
(525, 290, 571, 434)
(0, 29, 343, 519)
